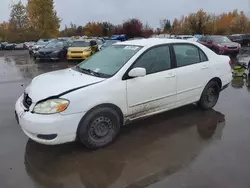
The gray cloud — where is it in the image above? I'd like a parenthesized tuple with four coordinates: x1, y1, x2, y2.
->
(1, 0, 249, 29)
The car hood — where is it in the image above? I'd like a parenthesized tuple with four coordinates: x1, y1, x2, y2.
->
(68, 47, 90, 51)
(26, 68, 105, 102)
(218, 42, 239, 47)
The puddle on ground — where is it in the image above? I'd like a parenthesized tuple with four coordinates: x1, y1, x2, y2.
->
(24, 107, 225, 188)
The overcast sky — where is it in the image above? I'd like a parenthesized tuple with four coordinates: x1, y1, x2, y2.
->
(0, 0, 249, 29)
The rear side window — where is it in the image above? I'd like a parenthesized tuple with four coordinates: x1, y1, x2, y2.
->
(173, 44, 207, 67)
(199, 50, 208, 62)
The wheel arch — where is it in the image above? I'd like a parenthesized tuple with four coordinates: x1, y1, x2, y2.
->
(207, 77, 222, 89)
(78, 103, 124, 128)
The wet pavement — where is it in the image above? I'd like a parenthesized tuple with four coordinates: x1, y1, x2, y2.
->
(0, 50, 250, 188)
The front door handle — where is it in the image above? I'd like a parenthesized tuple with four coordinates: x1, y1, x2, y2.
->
(165, 73, 176, 78)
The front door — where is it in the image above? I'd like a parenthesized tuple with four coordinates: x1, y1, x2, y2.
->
(172, 43, 211, 107)
(125, 45, 177, 119)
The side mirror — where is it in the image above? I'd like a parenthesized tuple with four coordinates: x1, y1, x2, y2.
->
(128, 67, 146, 78)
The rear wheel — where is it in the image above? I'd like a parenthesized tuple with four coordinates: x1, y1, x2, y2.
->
(198, 81, 220, 110)
(77, 107, 121, 149)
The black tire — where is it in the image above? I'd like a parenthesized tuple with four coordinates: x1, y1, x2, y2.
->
(77, 107, 121, 149)
(198, 81, 220, 110)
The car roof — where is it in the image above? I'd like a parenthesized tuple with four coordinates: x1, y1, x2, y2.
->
(115, 38, 198, 47)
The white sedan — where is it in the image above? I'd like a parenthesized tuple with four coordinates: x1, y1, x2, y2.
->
(15, 38, 232, 149)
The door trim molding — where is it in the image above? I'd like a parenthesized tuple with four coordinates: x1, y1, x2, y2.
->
(130, 93, 176, 107)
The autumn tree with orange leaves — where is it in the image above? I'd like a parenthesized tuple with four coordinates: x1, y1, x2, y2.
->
(1, 4, 250, 42)
(170, 9, 250, 35)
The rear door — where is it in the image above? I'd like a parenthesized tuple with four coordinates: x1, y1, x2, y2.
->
(172, 43, 211, 107)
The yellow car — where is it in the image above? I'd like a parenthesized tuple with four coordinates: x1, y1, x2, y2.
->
(67, 40, 99, 60)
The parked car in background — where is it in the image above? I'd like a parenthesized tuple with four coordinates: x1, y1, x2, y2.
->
(0, 42, 8, 50)
(5, 43, 16, 50)
(67, 39, 99, 60)
(15, 39, 231, 148)
(30, 41, 50, 56)
(24, 42, 36, 50)
(100, 39, 120, 50)
(110, 34, 126, 41)
(35, 41, 69, 61)
(96, 39, 104, 50)
(198, 35, 240, 56)
(233, 34, 250, 46)
(98, 37, 105, 43)
(227, 35, 243, 45)
(15, 43, 24, 50)
(187, 37, 198, 42)
(175, 35, 193, 40)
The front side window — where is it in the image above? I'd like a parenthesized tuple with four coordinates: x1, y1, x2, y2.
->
(132, 45, 171, 75)
(76, 45, 142, 77)
(173, 44, 200, 67)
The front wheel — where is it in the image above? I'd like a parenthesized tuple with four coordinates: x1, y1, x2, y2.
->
(77, 107, 121, 149)
(198, 81, 220, 110)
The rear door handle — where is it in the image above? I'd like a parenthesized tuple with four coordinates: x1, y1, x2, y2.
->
(201, 65, 209, 70)
(165, 73, 176, 78)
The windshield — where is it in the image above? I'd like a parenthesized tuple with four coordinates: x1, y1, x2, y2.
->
(45, 42, 63, 48)
(71, 41, 89, 47)
(76, 45, 142, 77)
(212, 36, 231, 43)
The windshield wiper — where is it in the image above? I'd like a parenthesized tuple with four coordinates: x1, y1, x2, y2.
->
(75, 66, 110, 78)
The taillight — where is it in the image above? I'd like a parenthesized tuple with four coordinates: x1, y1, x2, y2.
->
(229, 60, 232, 66)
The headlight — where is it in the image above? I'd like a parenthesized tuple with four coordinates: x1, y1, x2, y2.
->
(33, 99, 69, 114)
(238, 44, 241, 48)
(217, 44, 223, 47)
